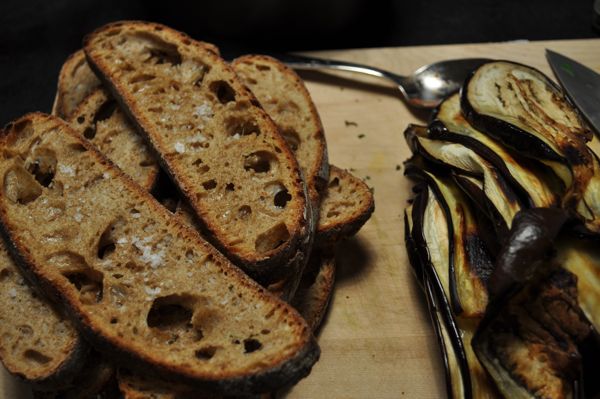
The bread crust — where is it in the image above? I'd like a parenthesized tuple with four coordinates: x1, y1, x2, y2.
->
(0, 113, 319, 395)
(83, 21, 309, 282)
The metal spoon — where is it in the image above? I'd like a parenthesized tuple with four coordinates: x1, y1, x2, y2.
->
(276, 53, 491, 108)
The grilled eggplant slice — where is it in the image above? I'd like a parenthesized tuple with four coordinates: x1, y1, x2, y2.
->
(461, 61, 593, 209)
(575, 149, 600, 234)
(408, 189, 499, 398)
(474, 268, 591, 399)
(556, 238, 600, 332)
(405, 164, 492, 317)
(430, 93, 559, 208)
(405, 202, 469, 399)
(405, 124, 522, 234)
(409, 189, 472, 398)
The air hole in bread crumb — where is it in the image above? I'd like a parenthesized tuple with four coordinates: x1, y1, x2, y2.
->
(129, 73, 156, 84)
(329, 177, 340, 188)
(281, 128, 301, 151)
(210, 80, 236, 104)
(63, 270, 104, 305)
(110, 317, 118, 324)
(202, 179, 217, 190)
(23, 350, 52, 365)
(195, 346, 217, 360)
(68, 143, 87, 153)
(83, 127, 96, 139)
(226, 117, 260, 137)
(255, 223, 290, 253)
(0, 268, 11, 281)
(147, 295, 194, 330)
(26, 147, 57, 188)
(192, 159, 210, 174)
(77, 116, 85, 124)
(274, 188, 292, 208)
(243, 338, 262, 353)
(97, 218, 125, 259)
(256, 65, 271, 71)
(244, 151, 276, 174)
(261, 329, 270, 335)
(225, 183, 235, 191)
(238, 205, 252, 219)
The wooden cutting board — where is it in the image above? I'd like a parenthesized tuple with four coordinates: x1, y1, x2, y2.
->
(2, 38, 599, 398)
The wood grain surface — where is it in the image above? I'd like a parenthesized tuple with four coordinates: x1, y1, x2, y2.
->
(1, 38, 599, 398)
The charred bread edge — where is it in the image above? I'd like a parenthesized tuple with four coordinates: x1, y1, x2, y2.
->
(0, 113, 319, 395)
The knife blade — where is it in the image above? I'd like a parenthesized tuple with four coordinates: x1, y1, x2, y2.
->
(546, 49, 600, 134)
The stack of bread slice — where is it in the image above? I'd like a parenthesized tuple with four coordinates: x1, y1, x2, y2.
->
(0, 21, 374, 398)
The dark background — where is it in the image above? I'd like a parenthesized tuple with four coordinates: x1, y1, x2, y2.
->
(1, 0, 598, 125)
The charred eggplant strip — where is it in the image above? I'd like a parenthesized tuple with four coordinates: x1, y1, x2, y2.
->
(461, 61, 593, 209)
(473, 268, 590, 399)
(556, 239, 600, 332)
(408, 190, 500, 398)
(408, 189, 472, 398)
(405, 125, 522, 232)
(405, 204, 468, 399)
(576, 149, 600, 233)
(430, 93, 559, 208)
(406, 163, 492, 317)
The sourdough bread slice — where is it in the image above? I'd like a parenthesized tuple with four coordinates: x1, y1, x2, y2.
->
(0, 113, 318, 394)
(231, 55, 329, 208)
(52, 50, 102, 119)
(0, 243, 88, 390)
(69, 89, 160, 190)
(317, 166, 374, 245)
(84, 21, 309, 282)
(291, 249, 336, 332)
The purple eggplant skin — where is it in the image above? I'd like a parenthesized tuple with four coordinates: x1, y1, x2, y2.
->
(407, 189, 473, 399)
(460, 60, 591, 163)
(488, 207, 569, 299)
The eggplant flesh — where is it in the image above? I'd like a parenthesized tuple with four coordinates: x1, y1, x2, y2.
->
(430, 93, 559, 208)
(556, 239, 600, 332)
(408, 188, 499, 398)
(406, 165, 492, 317)
(473, 268, 591, 399)
(405, 125, 522, 232)
(461, 61, 593, 208)
(576, 150, 600, 234)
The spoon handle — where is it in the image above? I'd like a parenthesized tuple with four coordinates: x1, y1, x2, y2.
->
(276, 53, 408, 86)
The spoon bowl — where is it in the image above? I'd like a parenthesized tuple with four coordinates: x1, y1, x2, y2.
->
(278, 53, 491, 109)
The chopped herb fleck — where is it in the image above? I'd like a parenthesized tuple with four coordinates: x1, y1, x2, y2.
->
(358, 134, 365, 139)
(345, 120, 358, 127)
(395, 165, 401, 171)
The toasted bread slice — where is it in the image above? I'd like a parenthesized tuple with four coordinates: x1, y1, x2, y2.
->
(84, 21, 309, 282)
(317, 166, 374, 245)
(0, 243, 88, 390)
(231, 55, 329, 206)
(68, 89, 160, 190)
(0, 113, 318, 394)
(291, 249, 336, 332)
(52, 50, 102, 119)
